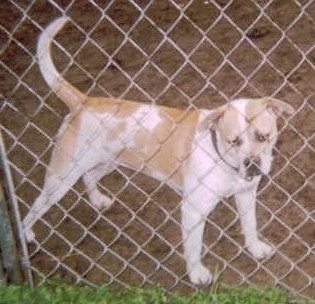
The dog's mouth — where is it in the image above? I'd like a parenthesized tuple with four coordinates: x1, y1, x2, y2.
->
(243, 157, 263, 181)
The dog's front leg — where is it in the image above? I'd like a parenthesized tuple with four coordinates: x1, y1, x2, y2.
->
(83, 163, 115, 211)
(181, 196, 218, 285)
(235, 186, 274, 259)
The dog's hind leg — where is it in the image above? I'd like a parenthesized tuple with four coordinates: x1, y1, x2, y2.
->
(22, 129, 101, 242)
(22, 159, 90, 242)
(23, 167, 82, 242)
(83, 163, 115, 211)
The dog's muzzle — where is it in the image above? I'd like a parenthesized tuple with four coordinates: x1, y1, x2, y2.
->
(244, 157, 262, 181)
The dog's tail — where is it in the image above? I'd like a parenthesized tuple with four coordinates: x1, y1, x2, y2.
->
(37, 17, 85, 112)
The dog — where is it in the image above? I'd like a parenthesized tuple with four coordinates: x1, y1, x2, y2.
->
(23, 17, 294, 285)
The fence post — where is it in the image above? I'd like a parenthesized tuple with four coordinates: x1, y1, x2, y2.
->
(0, 186, 22, 285)
(0, 131, 33, 285)
(0, 177, 22, 284)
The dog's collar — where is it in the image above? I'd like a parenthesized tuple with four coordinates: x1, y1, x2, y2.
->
(210, 129, 239, 173)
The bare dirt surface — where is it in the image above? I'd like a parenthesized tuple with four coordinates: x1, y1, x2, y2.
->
(1, 0, 314, 298)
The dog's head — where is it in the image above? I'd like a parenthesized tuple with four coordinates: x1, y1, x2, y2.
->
(202, 97, 294, 181)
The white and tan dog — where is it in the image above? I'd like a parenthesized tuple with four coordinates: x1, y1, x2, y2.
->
(23, 17, 294, 285)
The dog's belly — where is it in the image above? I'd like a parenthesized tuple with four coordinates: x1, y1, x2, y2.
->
(116, 161, 184, 192)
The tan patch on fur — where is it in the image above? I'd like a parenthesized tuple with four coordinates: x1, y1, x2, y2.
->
(245, 98, 275, 134)
(48, 114, 80, 176)
(51, 77, 86, 113)
(85, 97, 144, 118)
(106, 121, 126, 141)
(219, 105, 244, 140)
(245, 99, 266, 121)
(119, 107, 198, 188)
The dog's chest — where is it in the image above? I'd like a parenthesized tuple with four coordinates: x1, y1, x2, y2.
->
(185, 134, 258, 198)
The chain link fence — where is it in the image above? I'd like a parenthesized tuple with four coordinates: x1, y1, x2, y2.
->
(0, 0, 314, 298)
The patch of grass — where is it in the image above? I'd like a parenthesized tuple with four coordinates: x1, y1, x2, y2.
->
(0, 281, 313, 304)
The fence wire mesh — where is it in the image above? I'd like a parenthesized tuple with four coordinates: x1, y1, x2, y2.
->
(0, 0, 314, 298)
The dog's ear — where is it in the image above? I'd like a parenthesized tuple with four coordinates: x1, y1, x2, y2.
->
(199, 105, 226, 131)
(264, 97, 295, 117)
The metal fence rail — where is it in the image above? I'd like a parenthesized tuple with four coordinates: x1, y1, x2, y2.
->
(0, 0, 314, 298)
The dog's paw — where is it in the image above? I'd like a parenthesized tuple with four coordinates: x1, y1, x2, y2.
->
(98, 195, 114, 212)
(247, 240, 275, 260)
(90, 192, 114, 211)
(24, 226, 35, 243)
(188, 263, 212, 285)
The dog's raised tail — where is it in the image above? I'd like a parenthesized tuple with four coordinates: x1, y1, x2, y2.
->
(37, 17, 85, 112)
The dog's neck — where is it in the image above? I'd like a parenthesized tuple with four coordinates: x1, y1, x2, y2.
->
(210, 129, 239, 173)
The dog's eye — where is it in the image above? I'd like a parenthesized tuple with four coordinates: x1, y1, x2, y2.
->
(228, 136, 243, 147)
(255, 132, 269, 143)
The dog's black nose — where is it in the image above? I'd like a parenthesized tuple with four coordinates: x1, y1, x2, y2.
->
(244, 157, 262, 177)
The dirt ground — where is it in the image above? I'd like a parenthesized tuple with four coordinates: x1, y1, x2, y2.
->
(1, 0, 314, 298)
